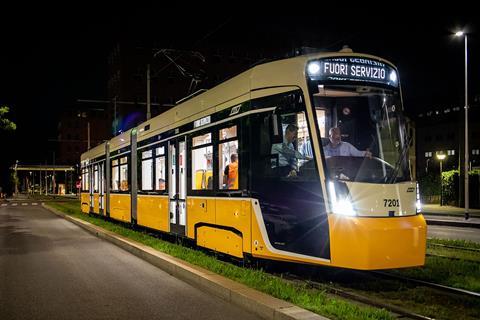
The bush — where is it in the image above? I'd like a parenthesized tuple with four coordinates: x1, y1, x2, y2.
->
(419, 170, 480, 207)
(439, 169, 480, 207)
(418, 172, 440, 203)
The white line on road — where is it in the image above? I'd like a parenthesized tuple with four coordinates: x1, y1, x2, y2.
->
(22, 203, 28, 206)
(12, 203, 18, 206)
(1, 204, 7, 207)
(32, 203, 38, 205)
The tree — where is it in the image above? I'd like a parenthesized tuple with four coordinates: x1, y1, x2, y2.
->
(0, 106, 16, 131)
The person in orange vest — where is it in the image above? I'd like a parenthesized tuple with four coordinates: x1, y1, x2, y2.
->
(223, 154, 238, 189)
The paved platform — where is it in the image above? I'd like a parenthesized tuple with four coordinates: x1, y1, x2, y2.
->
(41, 204, 328, 320)
(0, 204, 263, 320)
(422, 204, 480, 228)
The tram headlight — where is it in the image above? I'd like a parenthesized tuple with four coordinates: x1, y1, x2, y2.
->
(416, 182, 422, 213)
(307, 62, 321, 75)
(328, 181, 356, 216)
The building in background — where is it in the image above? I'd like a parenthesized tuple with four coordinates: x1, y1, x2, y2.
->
(415, 102, 480, 177)
(56, 107, 110, 165)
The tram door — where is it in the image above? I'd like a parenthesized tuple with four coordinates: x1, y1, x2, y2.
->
(89, 165, 95, 212)
(168, 137, 187, 235)
(99, 162, 105, 214)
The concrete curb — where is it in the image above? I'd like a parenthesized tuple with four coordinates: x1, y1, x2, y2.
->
(42, 204, 329, 320)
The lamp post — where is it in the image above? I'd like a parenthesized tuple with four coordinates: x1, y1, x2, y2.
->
(437, 153, 446, 206)
(455, 30, 469, 219)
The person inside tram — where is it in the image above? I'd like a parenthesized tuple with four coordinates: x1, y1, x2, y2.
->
(271, 124, 311, 177)
(120, 180, 129, 191)
(223, 153, 238, 189)
(323, 127, 372, 158)
(158, 178, 166, 190)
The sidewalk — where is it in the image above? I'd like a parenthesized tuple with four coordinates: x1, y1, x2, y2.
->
(422, 204, 480, 228)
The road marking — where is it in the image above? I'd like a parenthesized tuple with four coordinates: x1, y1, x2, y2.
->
(1, 204, 7, 207)
(22, 203, 28, 206)
(32, 203, 38, 205)
(12, 203, 18, 206)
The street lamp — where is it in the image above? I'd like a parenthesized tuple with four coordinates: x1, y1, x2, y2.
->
(436, 153, 446, 206)
(455, 30, 469, 219)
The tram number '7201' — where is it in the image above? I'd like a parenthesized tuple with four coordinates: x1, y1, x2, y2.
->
(383, 199, 400, 207)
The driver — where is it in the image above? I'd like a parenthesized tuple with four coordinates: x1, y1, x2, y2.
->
(323, 127, 372, 158)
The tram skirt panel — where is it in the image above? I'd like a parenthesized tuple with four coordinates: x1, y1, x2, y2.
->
(109, 194, 132, 223)
(81, 193, 89, 214)
(137, 195, 169, 232)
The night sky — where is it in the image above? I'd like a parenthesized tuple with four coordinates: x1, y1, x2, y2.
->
(0, 4, 478, 189)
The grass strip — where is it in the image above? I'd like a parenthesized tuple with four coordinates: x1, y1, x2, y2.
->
(427, 238, 480, 251)
(47, 201, 393, 320)
(390, 238, 480, 293)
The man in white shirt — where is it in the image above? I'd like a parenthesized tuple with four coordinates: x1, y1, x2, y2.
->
(271, 124, 310, 175)
(323, 127, 372, 158)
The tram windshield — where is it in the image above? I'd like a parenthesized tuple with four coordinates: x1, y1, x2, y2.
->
(310, 85, 411, 184)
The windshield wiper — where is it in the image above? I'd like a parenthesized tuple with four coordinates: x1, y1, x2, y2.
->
(387, 135, 412, 184)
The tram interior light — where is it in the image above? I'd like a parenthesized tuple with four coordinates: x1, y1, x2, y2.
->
(328, 181, 356, 216)
(307, 62, 321, 75)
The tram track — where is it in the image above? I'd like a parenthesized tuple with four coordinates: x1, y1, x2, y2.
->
(427, 242, 480, 253)
(282, 273, 434, 320)
(270, 263, 480, 320)
(370, 270, 480, 298)
(425, 252, 480, 263)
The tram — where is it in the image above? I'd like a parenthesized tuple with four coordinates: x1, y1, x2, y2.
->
(81, 48, 426, 270)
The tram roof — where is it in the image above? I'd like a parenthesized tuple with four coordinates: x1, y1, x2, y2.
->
(81, 51, 395, 162)
(11, 165, 75, 171)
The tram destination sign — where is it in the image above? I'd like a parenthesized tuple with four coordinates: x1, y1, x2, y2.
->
(309, 57, 398, 87)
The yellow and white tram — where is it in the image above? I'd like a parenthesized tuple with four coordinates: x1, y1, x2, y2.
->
(81, 49, 426, 270)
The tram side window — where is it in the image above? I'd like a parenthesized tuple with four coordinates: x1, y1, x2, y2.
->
(141, 150, 153, 190)
(111, 159, 119, 191)
(93, 165, 99, 193)
(269, 111, 315, 179)
(191, 132, 213, 190)
(155, 146, 166, 191)
(119, 157, 129, 191)
(252, 91, 319, 181)
(82, 169, 89, 192)
(218, 125, 239, 190)
(86, 169, 90, 191)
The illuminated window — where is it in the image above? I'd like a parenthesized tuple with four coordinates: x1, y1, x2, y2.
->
(94, 165, 99, 192)
(155, 146, 166, 191)
(219, 126, 238, 190)
(219, 126, 237, 141)
(111, 166, 119, 191)
(193, 133, 211, 147)
(112, 156, 128, 191)
(141, 150, 153, 190)
(192, 133, 213, 190)
(82, 168, 89, 191)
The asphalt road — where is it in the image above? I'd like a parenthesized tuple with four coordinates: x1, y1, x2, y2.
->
(428, 225, 480, 243)
(0, 204, 260, 320)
